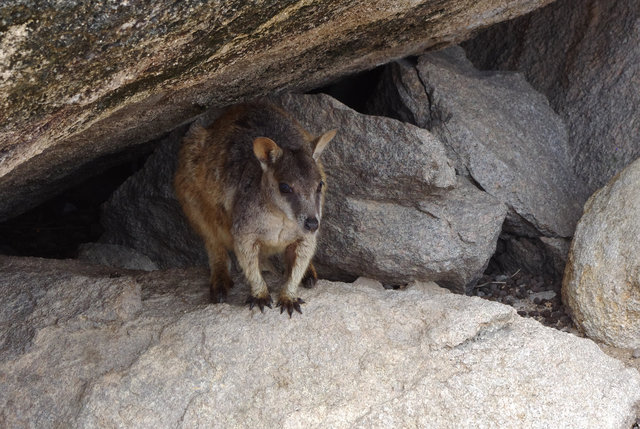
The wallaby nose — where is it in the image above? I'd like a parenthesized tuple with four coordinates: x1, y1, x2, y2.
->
(304, 217, 319, 232)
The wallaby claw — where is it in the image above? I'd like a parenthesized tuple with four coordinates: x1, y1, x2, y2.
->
(277, 297, 305, 317)
(246, 295, 273, 312)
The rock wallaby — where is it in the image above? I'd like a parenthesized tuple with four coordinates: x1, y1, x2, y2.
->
(174, 102, 336, 316)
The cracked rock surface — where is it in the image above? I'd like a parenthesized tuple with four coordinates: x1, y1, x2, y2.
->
(1, 255, 639, 428)
(365, 46, 590, 282)
(464, 0, 640, 195)
(367, 46, 589, 239)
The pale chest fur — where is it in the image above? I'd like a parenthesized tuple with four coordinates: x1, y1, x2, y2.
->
(258, 212, 305, 256)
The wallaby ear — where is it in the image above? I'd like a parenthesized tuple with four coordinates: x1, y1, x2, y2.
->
(312, 129, 337, 161)
(253, 137, 283, 170)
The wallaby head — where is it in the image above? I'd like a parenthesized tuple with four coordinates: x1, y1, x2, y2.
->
(253, 129, 337, 234)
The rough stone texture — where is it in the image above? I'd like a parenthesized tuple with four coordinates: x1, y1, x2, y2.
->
(367, 47, 589, 239)
(0, 0, 555, 223)
(77, 242, 159, 272)
(101, 93, 507, 293)
(277, 93, 506, 291)
(1, 255, 639, 428)
(562, 157, 640, 349)
(464, 0, 640, 194)
(99, 125, 208, 270)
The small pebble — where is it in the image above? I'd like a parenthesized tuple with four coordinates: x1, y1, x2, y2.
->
(495, 274, 508, 282)
(633, 349, 640, 359)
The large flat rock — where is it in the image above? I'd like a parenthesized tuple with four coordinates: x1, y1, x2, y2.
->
(0, 0, 555, 222)
(1, 256, 639, 428)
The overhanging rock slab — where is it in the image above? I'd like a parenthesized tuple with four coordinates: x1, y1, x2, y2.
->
(0, 0, 555, 221)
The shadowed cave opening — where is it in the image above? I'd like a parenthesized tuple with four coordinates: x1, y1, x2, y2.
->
(0, 159, 149, 259)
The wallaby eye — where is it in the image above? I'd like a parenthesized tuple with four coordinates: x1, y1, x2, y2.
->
(279, 182, 293, 194)
(317, 181, 324, 193)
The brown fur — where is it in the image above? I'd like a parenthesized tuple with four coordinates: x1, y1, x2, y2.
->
(174, 102, 336, 315)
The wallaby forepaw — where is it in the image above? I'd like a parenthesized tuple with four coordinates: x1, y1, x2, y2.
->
(210, 285, 231, 303)
(211, 289, 225, 303)
(277, 297, 305, 317)
(245, 294, 273, 313)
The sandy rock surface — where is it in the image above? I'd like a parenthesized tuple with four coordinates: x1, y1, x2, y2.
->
(1, 255, 638, 428)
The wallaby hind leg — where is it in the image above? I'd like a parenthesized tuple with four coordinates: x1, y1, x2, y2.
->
(206, 240, 234, 303)
(301, 261, 318, 289)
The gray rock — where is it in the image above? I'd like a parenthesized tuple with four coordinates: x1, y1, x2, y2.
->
(1, 255, 639, 428)
(276, 93, 506, 291)
(276, 94, 458, 199)
(562, 157, 640, 349)
(77, 242, 159, 272)
(99, 125, 207, 270)
(101, 93, 506, 292)
(367, 47, 588, 238)
(464, 0, 640, 194)
(0, 0, 556, 222)
(315, 181, 505, 291)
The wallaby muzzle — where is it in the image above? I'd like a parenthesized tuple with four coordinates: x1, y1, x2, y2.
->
(304, 216, 319, 232)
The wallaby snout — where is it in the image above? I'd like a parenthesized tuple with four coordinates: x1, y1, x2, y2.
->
(304, 216, 319, 232)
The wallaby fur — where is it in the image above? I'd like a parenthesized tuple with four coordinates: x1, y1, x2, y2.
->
(174, 102, 336, 316)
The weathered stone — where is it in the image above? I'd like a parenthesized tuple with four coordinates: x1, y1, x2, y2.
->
(276, 93, 507, 291)
(367, 47, 589, 238)
(1, 256, 639, 428)
(77, 242, 159, 272)
(464, 0, 640, 194)
(101, 93, 506, 292)
(562, 157, 640, 349)
(0, 0, 555, 223)
(313, 180, 505, 290)
(99, 125, 207, 270)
